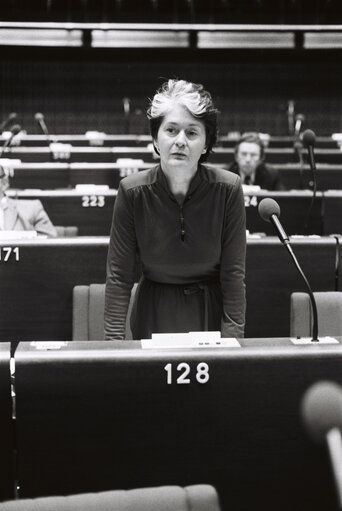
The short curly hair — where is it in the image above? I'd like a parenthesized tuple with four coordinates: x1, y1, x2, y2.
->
(147, 79, 218, 162)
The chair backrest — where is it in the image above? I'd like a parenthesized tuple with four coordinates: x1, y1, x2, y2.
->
(72, 283, 137, 340)
(55, 226, 79, 237)
(290, 291, 342, 337)
(0, 484, 220, 511)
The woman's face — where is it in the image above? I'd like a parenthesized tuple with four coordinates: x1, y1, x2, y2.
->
(155, 103, 207, 175)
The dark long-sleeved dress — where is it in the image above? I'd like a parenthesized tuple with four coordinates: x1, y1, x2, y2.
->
(105, 163, 246, 340)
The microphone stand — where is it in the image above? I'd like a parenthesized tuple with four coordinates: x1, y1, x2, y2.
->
(267, 206, 319, 342)
(284, 242, 319, 342)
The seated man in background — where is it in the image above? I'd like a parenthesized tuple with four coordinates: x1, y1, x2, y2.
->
(229, 132, 286, 191)
(0, 164, 57, 237)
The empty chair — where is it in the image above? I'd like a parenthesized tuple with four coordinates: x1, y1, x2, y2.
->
(290, 291, 342, 337)
(55, 226, 79, 237)
(0, 484, 220, 511)
(72, 283, 137, 340)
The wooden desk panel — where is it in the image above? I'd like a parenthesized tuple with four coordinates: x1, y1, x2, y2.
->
(0, 343, 13, 502)
(245, 237, 338, 337)
(0, 237, 338, 341)
(276, 163, 342, 191)
(15, 339, 342, 510)
(8, 190, 116, 236)
(0, 238, 108, 342)
(8, 189, 324, 236)
(245, 190, 324, 235)
(322, 191, 342, 235)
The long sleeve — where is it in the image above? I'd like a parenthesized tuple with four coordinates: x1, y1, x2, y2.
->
(104, 181, 137, 340)
(220, 176, 246, 338)
(32, 200, 57, 238)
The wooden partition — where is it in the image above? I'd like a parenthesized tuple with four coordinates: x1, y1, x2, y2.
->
(14, 339, 342, 510)
(0, 343, 14, 502)
(0, 237, 338, 341)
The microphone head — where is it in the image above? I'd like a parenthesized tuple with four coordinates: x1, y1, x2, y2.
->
(295, 113, 305, 122)
(301, 381, 342, 443)
(35, 112, 44, 122)
(302, 129, 316, 148)
(258, 198, 281, 222)
(10, 124, 21, 135)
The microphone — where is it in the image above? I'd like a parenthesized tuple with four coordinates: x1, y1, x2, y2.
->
(301, 381, 342, 509)
(302, 129, 318, 231)
(0, 112, 17, 132)
(302, 129, 316, 174)
(34, 112, 50, 141)
(0, 124, 21, 158)
(258, 197, 319, 341)
(294, 114, 305, 137)
(123, 97, 130, 134)
(258, 197, 289, 245)
(287, 99, 295, 135)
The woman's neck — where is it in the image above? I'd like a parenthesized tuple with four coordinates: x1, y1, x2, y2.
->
(162, 164, 197, 202)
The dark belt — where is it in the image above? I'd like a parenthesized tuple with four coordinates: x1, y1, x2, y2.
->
(183, 282, 213, 331)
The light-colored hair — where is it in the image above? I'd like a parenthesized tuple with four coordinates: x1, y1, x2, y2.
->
(147, 79, 218, 162)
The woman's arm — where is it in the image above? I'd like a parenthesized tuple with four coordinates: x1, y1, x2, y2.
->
(220, 176, 246, 338)
(104, 181, 137, 340)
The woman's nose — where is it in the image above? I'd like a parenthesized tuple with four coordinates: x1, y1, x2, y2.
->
(175, 131, 186, 146)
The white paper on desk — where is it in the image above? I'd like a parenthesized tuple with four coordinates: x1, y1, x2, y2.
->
(0, 230, 37, 239)
(30, 341, 68, 350)
(291, 336, 339, 345)
(141, 331, 240, 349)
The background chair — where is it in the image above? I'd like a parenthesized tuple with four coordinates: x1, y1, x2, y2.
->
(0, 484, 220, 511)
(55, 226, 79, 237)
(290, 291, 342, 337)
(72, 283, 137, 340)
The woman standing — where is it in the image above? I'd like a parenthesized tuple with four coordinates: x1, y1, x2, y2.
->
(105, 79, 246, 340)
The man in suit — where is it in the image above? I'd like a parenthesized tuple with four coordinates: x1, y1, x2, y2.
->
(0, 165, 57, 237)
(229, 132, 286, 191)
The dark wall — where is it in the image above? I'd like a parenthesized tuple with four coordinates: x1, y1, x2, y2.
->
(1, 46, 342, 135)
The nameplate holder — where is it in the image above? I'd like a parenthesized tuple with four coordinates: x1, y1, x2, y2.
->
(141, 331, 240, 349)
(30, 341, 68, 350)
(290, 336, 339, 345)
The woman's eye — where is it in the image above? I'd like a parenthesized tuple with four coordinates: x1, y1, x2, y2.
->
(166, 127, 176, 134)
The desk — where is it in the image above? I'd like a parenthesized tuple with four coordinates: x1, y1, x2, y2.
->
(245, 236, 338, 337)
(0, 343, 13, 502)
(7, 146, 342, 165)
(276, 163, 342, 191)
(0, 237, 338, 341)
(1, 134, 338, 148)
(9, 163, 150, 190)
(245, 190, 323, 235)
(8, 189, 117, 236)
(7, 189, 323, 237)
(322, 191, 342, 235)
(0, 238, 108, 341)
(14, 339, 342, 510)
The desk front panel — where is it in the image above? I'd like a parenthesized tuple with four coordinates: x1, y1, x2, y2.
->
(0, 343, 13, 502)
(0, 237, 338, 341)
(8, 191, 116, 236)
(15, 339, 342, 510)
(245, 237, 338, 337)
(0, 239, 108, 341)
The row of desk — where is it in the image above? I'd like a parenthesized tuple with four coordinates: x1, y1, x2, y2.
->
(4, 161, 342, 191)
(5, 188, 342, 236)
(1, 133, 340, 148)
(0, 339, 341, 510)
(4, 145, 342, 164)
(0, 236, 339, 341)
